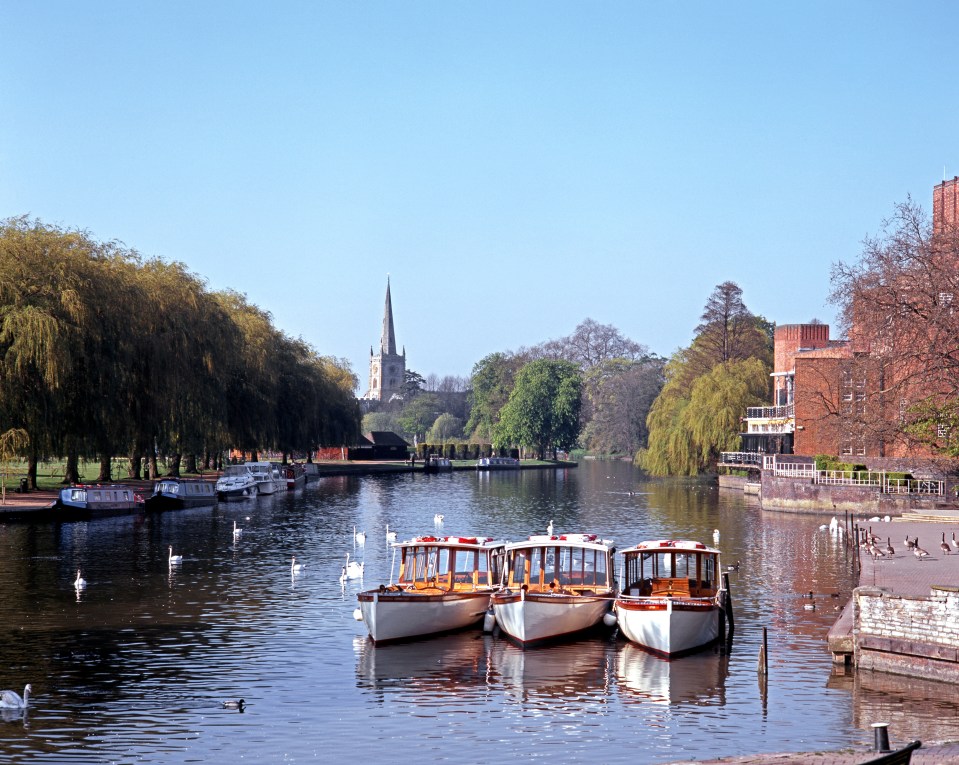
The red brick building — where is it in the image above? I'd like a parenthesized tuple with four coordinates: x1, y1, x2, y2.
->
(741, 180, 958, 461)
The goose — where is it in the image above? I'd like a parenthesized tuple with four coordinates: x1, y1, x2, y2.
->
(869, 543, 885, 560)
(953, 532, 959, 551)
(343, 552, 364, 580)
(884, 538, 895, 556)
(941, 533, 951, 555)
(168, 546, 183, 565)
(74, 570, 86, 590)
(232, 520, 243, 538)
(546, 520, 554, 537)
(904, 535, 917, 550)
(914, 544, 930, 562)
(385, 524, 396, 543)
(291, 556, 304, 574)
(222, 698, 245, 710)
(0, 685, 31, 709)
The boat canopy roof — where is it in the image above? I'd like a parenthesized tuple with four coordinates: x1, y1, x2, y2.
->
(392, 535, 506, 550)
(505, 533, 614, 551)
(618, 539, 719, 556)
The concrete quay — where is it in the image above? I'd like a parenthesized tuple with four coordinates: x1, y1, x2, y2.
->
(666, 741, 959, 764)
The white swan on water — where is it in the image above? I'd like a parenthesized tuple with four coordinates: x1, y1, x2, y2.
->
(233, 520, 242, 538)
(74, 570, 86, 590)
(0, 685, 31, 709)
(385, 524, 397, 543)
(168, 546, 183, 565)
(353, 526, 366, 547)
(342, 552, 364, 580)
(291, 556, 304, 574)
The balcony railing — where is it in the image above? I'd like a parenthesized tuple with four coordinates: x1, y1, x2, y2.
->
(718, 452, 763, 466)
(745, 404, 794, 420)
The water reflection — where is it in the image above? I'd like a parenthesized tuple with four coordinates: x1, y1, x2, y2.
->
(828, 667, 959, 744)
(0, 460, 909, 763)
(616, 643, 728, 706)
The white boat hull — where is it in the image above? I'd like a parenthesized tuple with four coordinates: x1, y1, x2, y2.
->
(492, 590, 612, 645)
(357, 590, 493, 643)
(614, 597, 720, 657)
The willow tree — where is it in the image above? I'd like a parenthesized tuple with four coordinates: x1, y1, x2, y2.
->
(641, 356, 769, 475)
(0, 218, 95, 484)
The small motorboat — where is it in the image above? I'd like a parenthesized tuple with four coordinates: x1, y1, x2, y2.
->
(215, 466, 258, 501)
(145, 478, 216, 511)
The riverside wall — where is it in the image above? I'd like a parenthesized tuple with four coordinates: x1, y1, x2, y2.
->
(855, 585, 959, 684)
(759, 473, 952, 515)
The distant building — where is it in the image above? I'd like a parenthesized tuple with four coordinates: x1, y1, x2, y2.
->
(360, 278, 406, 404)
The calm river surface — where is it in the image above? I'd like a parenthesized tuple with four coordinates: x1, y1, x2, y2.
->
(1, 460, 956, 764)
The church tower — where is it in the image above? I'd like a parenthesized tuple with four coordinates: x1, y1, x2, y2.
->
(363, 278, 406, 402)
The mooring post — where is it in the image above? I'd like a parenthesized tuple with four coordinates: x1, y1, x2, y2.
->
(723, 572, 735, 637)
(871, 722, 891, 753)
(757, 626, 768, 676)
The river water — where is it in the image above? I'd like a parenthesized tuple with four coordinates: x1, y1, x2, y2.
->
(0, 460, 954, 763)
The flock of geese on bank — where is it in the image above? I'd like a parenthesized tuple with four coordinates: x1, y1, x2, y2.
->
(856, 523, 959, 561)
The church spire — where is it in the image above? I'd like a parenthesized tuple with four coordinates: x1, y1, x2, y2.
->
(381, 277, 397, 356)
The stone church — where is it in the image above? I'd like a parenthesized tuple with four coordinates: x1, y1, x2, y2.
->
(361, 278, 406, 403)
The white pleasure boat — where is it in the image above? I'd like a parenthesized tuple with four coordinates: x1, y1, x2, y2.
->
(247, 461, 281, 495)
(215, 465, 258, 501)
(611, 539, 725, 657)
(356, 534, 506, 643)
(491, 533, 615, 645)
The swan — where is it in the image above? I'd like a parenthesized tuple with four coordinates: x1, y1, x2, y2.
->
(712, 529, 720, 545)
(233, 520, 242, 538)
(434, 514, 444, 524)
(546, 520, 554, 537)
(168, 546, 183, 565)
(343, 552, 364, 580)
(0, 685, 30, 709)
(74, 570, 86, 590)
(353, 526, 366, 546)
(222, 699, 245, 710)
(385, 524, 396, 543)
(291, 556, 303, 574)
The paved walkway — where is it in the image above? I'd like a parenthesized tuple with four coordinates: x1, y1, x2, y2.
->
(666, 741, 959, 764)
(858, 516, 959, 595)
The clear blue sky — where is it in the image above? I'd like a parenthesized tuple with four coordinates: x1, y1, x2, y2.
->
(3, 2, 957, 390)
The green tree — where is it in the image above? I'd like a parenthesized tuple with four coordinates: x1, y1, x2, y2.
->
(396, 394, 443, 442)
(428, 413, 463, 443)
(495, 359, 583, 459)
(465, 352, 525, 441)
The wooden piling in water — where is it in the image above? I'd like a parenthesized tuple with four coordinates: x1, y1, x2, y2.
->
(757, 626, 768, 675)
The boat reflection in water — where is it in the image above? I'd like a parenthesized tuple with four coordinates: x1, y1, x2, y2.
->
(354, 632, 491, 696)
(487, 635, 612, 704)
(616, 643, 729, 706)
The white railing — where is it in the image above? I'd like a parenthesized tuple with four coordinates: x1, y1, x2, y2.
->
(769, 466, 944, 495)
(883, 478, 945, 495)
(745, 404, 794, 420)
(718, 452, 763, 466)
